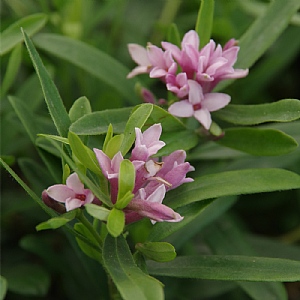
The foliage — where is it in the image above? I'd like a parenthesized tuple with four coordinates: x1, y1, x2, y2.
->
(1, 1, 300, 300)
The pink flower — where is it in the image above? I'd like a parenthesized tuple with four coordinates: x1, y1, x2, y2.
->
(46, 173, 94, 211)
(130, 124, 166, 162)
(125, 184, 183, 224)
(196, 39, 249, 92)
(168, 80, 230, 129)
(127, 44, 152, 78)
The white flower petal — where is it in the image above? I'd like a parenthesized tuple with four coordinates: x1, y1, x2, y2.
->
(65, 198, 83, 211)
(66, 173, 84, 194)
(47, 185, 75, 203)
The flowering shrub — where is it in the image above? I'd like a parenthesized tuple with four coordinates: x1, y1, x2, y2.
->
(1, 1, 300, 300)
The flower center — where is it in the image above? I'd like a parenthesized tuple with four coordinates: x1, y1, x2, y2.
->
(76, 194, 86, 201)
(193, 103, 202, 111)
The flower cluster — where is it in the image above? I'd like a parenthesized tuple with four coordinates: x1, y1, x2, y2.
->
(127, 30, 248, 129)
(94, 124, 194, 224)
(44, 124, 193, 224)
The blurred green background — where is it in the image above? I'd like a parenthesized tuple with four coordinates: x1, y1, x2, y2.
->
(1, 0, 300, 299)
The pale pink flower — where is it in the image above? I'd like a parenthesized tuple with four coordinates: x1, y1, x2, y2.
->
(127, 44, 152, 78)
(131, 124, 166, 162)
(125, 184, 183, 224)
(168, 80, 230, 129)
(46, 173, 94, 211)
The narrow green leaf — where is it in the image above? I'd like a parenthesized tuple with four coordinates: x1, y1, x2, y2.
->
(33, 33, 140, 103)
(215, 0, 300, 91)
(74, 223, 102, 264)
(0, 276, 7, 300)
(107, 208, 125, 237)
(195, 0, 215, 48)
(165, 168, 300, 209)
(1, 44, 22, 97)
(103, 234, 164, 300)
(117, 160, 135, 206)
(120, 104, 153, 155)
(38, 134, 69, 145)
(70, 107, 132, 135)
(116, 191, 134, 211)
(85, 203, 110, 222)
(217, 128, 298, 156)
(214, 99, 300, 125)
(103, 124, 114, 152)
(68, 131, 103, 175)
(167, 23, 181, 47)
(22, 30, 71, 137)
(0, 13, 47, 55)
(136, 242, 176, 262)
(148, 255, 300, 282)
(36, 210, 77, 231)
(237, 0, 300, 69)
(69, 96, 92, 123)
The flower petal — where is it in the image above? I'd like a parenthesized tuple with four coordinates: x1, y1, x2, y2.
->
(146, 184, 166, 204)
(128, 43, 150, 66)
(66, 173, 84, 194)
(65, 198, 83, 211)
(47, 185, 75, 203)
(202, 93, 231, 112)
(168, 100, 194, 117)
(194, 108, 212, 129)
(188, 80, 203, 105)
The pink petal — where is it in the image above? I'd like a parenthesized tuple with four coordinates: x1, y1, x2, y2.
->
(93, 148, 112, 178)
(66, 173, 84, 194)
(65, 198, 83, 211)
(128, 44, 150, 66)
(188, 80, 203, 105)
(182, 30, 199, 50)
(127, 66, 149, 78)
(202, 93, 231, 112)
(161, 42, 181, 61)
(194, 108, 212, 129)
(47, 185, 75, 203)
(168, 100, 194, 117)
(142, 124, 162, 145)
(147, 45, 166, 67)
(84, 190, 95, 204)
(221, 68, 249, 79)
(111, 151, 123, 174)
(146, 184, 166, 204)
(149, 67, 167, 78)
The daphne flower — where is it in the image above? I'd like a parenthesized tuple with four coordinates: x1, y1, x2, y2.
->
(46, 173, 94, 211)
(125, 184, 183, 224)
(127, 44, 152, 78)
(131, 124, 165, 162)
(169, 80, 230, 129)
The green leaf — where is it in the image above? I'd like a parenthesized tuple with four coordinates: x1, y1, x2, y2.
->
(70, 107, 132, 135)
(38, 134, 69, 145)
(165, 168, 300, 209)
(120, 104, 153, 155)
(136, 242, 176, 262)
(103, 234, 164, 300)
(195, 0, 215, 48)
(2, 264, 50, 296)
(36, 210, 77, 231)
(68, 131, 103, 175)
(74, 223, 102, 263)
(33, 33, 140, 103)
(148, 255, 300, 282)
(69, 96, 92, 123)
(157, 130, 198, 156)
(167, 23, 181, 47)
(215, 0, 300, 91)
(1, 43, 22, 97)
(116, 160, 135, 208)
(107, 208, 125, 237)
(0, 276, 7, 300)
(105, 134, 124, 159)
(22, 30, 71, 137)
(0, 13, 47, 55)
(85, 203, 110, 221)
(214, 99, 300, 125)
(115, 191, 134, 211)
(217, 128, 298, 156)
(237, 0, 300, 69)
